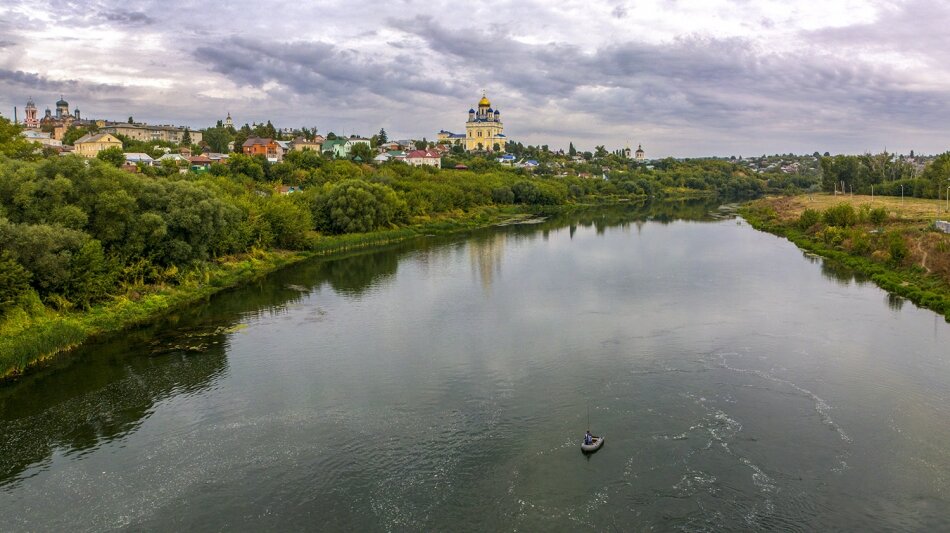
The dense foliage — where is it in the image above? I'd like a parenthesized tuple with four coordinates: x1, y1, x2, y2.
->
(820, 152, 950, 198)
(0, 116, 776, 316)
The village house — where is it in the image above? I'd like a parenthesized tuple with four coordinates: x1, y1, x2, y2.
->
(189, 154, 212, 170)
(406, 149, 442, 168)
(242, 137, 282, 162)
(21, 129, 63, 149)
(73, 132, 123, 158)
(290, 136, 323, 152)
(124, 152, 154, 166)
(277, 185, 303, 195)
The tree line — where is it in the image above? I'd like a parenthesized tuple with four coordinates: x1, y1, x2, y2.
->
(0, 116, 773, 316)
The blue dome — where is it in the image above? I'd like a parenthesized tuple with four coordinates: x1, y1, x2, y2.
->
(487, 108, 493, 112)
(469, 108, 475, 113)
(494, 109, 500, 114)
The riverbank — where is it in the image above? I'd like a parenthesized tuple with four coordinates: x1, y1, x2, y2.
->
(3, 200, 668, 380)
(740, 194, 950, 321)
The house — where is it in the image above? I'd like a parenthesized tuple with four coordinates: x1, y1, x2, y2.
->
(378, 141, 401, 152)
(406, 149, 442, 168)
(290, 136, 323, 152)
(205, 153, 229, 163)
(242, 137, 281, 162)
(124, 152, 154, 166)
(321, 139, 348, 158)
(73, 132, 123, 158)
(277, 185, 303, 195)
(189, 155, 212, 169)
(102, 124, 202, 144)
(158, 153, 188, 165)
(497, 154, 517, 165)
(373, 153, 391, 164)
(21, 129, 62, 148)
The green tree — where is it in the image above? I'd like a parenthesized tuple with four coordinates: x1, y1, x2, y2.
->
(569, 142, 577, 157)
(311, 179, 407, 234)
(181, 129, 192, 146)
(350, 142, 373, 162)
(62, 126, 90, 147)
(0, 117, 40, 160)
(203, 126, 232, 153)
(0, 250, 31, 311)
(97, 146, 126, 167)
(378, 128, 388, 144)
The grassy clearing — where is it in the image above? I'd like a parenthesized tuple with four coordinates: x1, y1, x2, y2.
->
(764, 193, 949, 225)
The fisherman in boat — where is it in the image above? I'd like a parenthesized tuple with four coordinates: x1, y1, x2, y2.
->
(584, 430, 594, 446)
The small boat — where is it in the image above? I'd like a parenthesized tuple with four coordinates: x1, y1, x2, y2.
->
(581, 436, 604, 453)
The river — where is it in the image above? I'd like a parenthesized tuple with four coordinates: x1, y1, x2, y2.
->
(1, 202, 949, 531)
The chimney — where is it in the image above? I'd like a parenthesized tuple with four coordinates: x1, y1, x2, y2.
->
(13, 106, 17, 124)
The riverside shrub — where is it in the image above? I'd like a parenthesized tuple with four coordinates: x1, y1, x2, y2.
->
(798, 208, 820, 230)
(823, 203, 857, 227)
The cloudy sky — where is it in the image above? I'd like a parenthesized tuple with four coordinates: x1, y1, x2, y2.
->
(1, 0, 948, 156)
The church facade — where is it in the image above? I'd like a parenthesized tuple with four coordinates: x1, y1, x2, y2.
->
(464, 93, 506, 152)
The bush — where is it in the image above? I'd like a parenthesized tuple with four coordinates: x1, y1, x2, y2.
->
(96, 146, 126, 168)
(887, 232, 908, 265)
(823, 203, 857, 227)
(311, 179, 408, 234)
(491, 186, 514, 204)
(798, 208, 821, 230)
(818, 226, 845, 247)
(0, 251, 31, 312)
(869, 207, 888, 225)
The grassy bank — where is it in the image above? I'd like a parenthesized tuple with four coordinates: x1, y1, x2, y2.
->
(741, 194, 950, 321)
(0, 204, 534, 379)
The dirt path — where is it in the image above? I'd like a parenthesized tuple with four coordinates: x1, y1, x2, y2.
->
(916, 239, 932, 274)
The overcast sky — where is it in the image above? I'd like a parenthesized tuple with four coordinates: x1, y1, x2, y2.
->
(1, 0, 948, 157)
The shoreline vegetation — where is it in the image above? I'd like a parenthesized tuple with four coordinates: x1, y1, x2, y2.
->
(1, 204, 538, 379)
(741, 194, 950, 322)
(3, 198, 720, 380)
(4, 114, 771, 381)
(0, 205, 520, 379)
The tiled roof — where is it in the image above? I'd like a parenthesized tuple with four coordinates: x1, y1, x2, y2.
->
(407, 149, 440, 159)
(242, 137, 273, 147)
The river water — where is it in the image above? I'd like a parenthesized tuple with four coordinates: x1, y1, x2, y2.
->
(2, 202, 949, 531)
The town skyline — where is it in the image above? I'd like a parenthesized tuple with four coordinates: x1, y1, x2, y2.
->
(1, 0, 949, 157)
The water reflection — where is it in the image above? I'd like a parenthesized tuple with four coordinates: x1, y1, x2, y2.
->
(814, 255, 871, 286)
(0, 199, 728, 490)
(887, 292, 906, 311)
(469, 233, 506, 291)
(0, 324, 229, 487)
(2, 197, 949, 529)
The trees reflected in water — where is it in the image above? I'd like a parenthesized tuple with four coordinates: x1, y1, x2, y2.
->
(0, 199, 727, 486)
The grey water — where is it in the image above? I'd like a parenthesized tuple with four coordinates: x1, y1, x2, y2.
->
(1, 202, 949, 531)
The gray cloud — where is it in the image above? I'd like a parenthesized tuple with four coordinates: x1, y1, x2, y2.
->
(194, 36, 462, 105)
(1, 0, 949, 155)
(100, 10, 155, 25)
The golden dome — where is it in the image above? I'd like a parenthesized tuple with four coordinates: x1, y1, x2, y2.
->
(478, 94, 491, 107)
